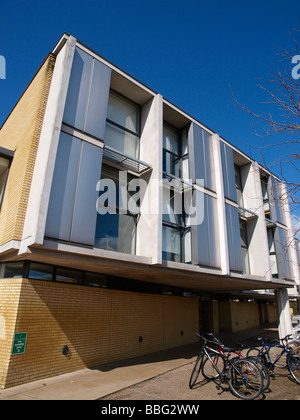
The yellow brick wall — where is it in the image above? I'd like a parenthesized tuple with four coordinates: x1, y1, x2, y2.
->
(0, 279, 22, 388)
(218, 301, 278, 332)
(0, 54, 55, 245)
(0, 279, 199, 389)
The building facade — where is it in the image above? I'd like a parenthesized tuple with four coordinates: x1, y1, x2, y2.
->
(0, 34, 299, 389)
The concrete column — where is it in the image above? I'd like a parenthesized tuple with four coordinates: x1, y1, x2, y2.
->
(21, 35, 77, 250)
(275, 288, 293, 339)
(136, 94, 163, 263)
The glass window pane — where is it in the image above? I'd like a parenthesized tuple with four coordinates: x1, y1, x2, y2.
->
(269, 253, 278, 276)
(241, 247, 251, 274)
(104, 122, 139, 159)
(181, 155, 189, 181)
(95, 212, 136, 255)
(55, 268, 82, 284)
(267, 228, 275, 253)
(162, 225, 181, 262)
(3, 262, 24, 278)
(107, 93, 139, 133)
(163, 150, 180, 177)
(95, 212, 119, 251)
(183, 229, 192, 264)
(29, 263, 53, 281)
(118, 214, 136, 254)
(162, 187, 184, 226)
(240, 220, 248, 248)
(163, 124, 179, 155)
(84, 272, 108, 288)
(181, 129, 188, 155)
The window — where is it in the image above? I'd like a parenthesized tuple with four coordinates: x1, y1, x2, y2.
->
(0, 156, 12, 210)
(55, 267, 82, 284)
(162, 185, 191, 263)
(95, 164, 138, 255)
(104, 91, 140, 159)
(28, 263, 54, 281)
(163, 123, 189, 180)
(2, 262, 24, 278)
(261, 176, 271, 219)
(267, 228, 278, 278)
(84, 272, 108, 288)
(0, 261, 193, 296)
(235, 165, 244, 208)
(240, 220, 250, 274)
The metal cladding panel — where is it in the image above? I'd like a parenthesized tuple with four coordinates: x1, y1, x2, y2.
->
(63, 47, 93, 131)
(70, 142, 103, 245)
(188, 123, 215, 191)
(225, 203, 243, 272)
(231, 205, 243, 272)
(274, 227, 292, 280)
(63, 47, 111, 141)
(207, 195, 221, 268)
(85, 60, 112, 139)
(45, 133, 81, 241)
(188, 123, 205, 184)
(191, 192, 220, 268)
(220, 142, 237, 202)
(196, 193, 210, 267)
(203, 130, 216, 192)
(269, 177, 286, 226)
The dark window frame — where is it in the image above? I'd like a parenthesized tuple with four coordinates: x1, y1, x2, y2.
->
(163, 121, 188, 180)
(0, 147, 14, 211)
(0, 260, 193, 297)
(162, 186, 191, 264)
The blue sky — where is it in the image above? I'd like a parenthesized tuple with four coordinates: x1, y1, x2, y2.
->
(0, 0, 299, 227)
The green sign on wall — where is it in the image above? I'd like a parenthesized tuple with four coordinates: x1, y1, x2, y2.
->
(11, 332, 27, 355)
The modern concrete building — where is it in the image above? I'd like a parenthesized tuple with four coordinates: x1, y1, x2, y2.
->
(0, 33, 299, 389)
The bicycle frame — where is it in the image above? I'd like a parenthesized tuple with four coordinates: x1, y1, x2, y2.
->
(259, 341, 289, 368)
(191, 333, 264, 399)
(201, 340, 252, 390)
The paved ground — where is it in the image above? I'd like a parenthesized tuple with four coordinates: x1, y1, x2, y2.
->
(101, 358, 300, 401)
(101, 326, 300, 401)
(1, 325, 299, 400)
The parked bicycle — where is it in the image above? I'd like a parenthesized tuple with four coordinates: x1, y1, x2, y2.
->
(189, 333, 264, 400)
(247, 334, 300, 385)
(202, 332, 270, 392)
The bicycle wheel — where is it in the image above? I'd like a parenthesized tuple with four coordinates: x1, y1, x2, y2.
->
(267, 346, 287, 368)
(227, 359, 263, 400)
(246, 347, 261, 358)
(246, 356, 270, 392)
(189, 353, 203, 389)
(202, 352, 225, 380)
(287, 355, 300, 385)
